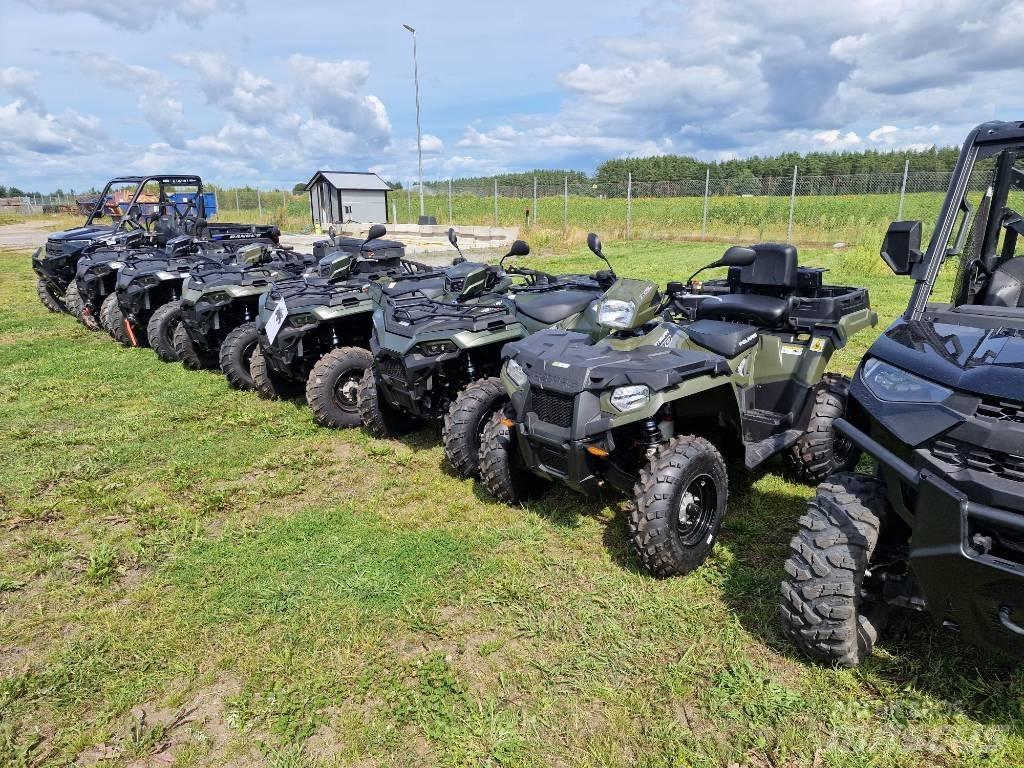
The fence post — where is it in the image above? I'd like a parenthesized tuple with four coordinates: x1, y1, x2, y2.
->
(787, 165, 798, 241)
(702, 167, 710, 240)
(626, 172, 632, 240)
(563, 175, 568, 233)
(897, 158, 909, 220)
(533, 175, 538, 227)
(493, 178, 498, 226)
(282, 190, 287, 213)
(407, 188, 412, 223)
(235, 189, 240, 212)
(257, 188, 262, 218)
(391, 199, 397, 225)
(448, 178, 453, 224)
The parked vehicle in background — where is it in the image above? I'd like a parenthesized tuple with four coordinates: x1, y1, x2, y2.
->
(781, 120, 1024, 666)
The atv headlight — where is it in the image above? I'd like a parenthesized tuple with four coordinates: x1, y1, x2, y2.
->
(155, 270, 179, 280)
(861, 358, 952, 404)
(418, 340, 458, 356)
(506, 357, 528, 388)
(610, 384, 650, 412)
(109, 261, 125, 270)
(288, 312, 316, 328)
(598, 299, 636, 329)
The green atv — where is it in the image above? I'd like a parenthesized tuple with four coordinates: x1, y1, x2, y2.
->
(479, 237, 877, 577)
(357, 233, 617, 477)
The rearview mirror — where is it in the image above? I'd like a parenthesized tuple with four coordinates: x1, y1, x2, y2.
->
(881, 220, 923, 275)
(448, 227, 458, 247)
(587, 232, 602, 257)
(508, 239, 530, 257)
(719, 245, 756, 268)
(365, 223, 387, 243)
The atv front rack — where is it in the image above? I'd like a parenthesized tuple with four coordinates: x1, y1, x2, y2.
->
(386, 290, 510, 325)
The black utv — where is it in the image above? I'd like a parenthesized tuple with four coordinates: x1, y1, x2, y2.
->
(33, 174, 278, 318)
(782, 120, 1024, 666)
(175, 244, 317, 387)
(253, 225, 434, 426)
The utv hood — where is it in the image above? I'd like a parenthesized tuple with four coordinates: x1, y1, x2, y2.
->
(870, 318, 1024, 401)
(48, 225, 113, 244)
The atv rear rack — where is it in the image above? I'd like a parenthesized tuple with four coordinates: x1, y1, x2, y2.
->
(386, 291, 510, 324)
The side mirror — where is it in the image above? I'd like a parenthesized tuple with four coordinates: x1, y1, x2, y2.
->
(508, 239, 530, 258)
(240, 242, 269, 265)
(365, 223, 386, 243)
(448, 227, 458, 247)
(718, 245, 757, 268)
(587, 232, 602, 257)
(881, 220, 923, 275)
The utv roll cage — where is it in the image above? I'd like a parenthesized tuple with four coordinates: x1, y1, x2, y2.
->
(85, 175, 207, 229)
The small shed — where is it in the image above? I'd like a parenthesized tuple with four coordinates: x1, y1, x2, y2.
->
(305, 171, 391, 228)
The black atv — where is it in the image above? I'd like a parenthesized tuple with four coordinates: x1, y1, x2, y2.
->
(782, 120, 1024, 666)
(479, 235, 875, 578)
(253, 225, 435, 427)
(109, 237, 242, 359)
(32, 174, 278, 315)
(356, 231, 617, 475)
(175, 243, 317, 387)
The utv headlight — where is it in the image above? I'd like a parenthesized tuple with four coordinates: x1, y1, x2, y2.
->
(610, 384, 650, 412)
(506, 357, 528, 388)
(861, 359, 952, 404)
(418, 340, 458, 356)
(598, 299, 636, 329)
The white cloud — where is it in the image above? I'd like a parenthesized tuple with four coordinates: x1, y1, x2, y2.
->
(814, 130, 861, 149)
(0, 68, 44, 111)
(0, 100, 105, 155)
(26, 0, 243, 30)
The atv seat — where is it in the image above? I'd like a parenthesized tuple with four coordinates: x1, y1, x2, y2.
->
(514, 289, 598, 324)
(982, 257, 1024, 307)
(695, 293, 789, 325)
(684, 319, 760, 358)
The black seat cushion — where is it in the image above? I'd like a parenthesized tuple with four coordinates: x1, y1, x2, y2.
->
(696, 293, 789, 325)
(514, 289, 598, 324)
(684, 319, 760, 358)
(983, 257, 1024, 307)
(740, 243, 798, 289)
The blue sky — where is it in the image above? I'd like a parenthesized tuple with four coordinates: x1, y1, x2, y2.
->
(1, 0, 1020, 191)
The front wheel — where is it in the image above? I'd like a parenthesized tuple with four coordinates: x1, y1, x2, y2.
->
(251, 347, 305, 400)
(147, 300, 183, 362)
(443, 377, 508, 479)
(307, 347, 374, 428)
(37, 279, 66, 313)
(780, 472, 889, 667)
(173, 323, 218, 371)
(219, 322, 260, 390)
(784, 374, 860, 484)
(629, 435, 729, 578)
(65, 282, 97, 330)
(357, 365, 419, 437)
(478, 404, 550, 504)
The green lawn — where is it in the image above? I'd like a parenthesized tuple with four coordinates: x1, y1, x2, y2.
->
(0, 242, 1020, 768)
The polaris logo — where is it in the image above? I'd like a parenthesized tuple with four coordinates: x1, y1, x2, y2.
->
(551, 361, 570, 368)
(741, 333, 758, 345)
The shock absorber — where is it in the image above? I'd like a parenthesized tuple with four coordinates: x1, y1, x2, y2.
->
(466, 353, 476, 379)
(642, 417, 662, 458)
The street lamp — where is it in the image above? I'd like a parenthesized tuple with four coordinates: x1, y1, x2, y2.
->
(403, 23, 425, 219)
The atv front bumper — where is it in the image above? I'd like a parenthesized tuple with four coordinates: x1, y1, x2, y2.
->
(836, 418, 1024, 659)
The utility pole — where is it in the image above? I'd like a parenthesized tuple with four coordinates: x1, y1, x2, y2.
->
(403, 24, 425, 220)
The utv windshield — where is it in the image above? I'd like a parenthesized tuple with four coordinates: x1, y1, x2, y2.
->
(938, 143, 1024, 314)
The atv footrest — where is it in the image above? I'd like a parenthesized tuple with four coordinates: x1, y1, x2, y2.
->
(744, 428, 802, 469)
(744, 408, 792, 428)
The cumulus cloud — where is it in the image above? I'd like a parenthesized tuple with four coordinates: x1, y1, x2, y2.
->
(0, 67, 44, 112)
(25, 0, 243, 30)
(0, 100, 105, 155)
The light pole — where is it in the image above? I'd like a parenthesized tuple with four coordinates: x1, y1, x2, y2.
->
(403, 23, 425, 219)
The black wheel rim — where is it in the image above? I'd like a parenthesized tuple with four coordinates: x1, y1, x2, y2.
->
(833, 431, 855, 466)
(242, 340, 258, 367)
(676, 474, 717, 546)
(333, 370, 362, 410)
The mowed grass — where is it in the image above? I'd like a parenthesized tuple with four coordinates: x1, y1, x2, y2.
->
(0, 241, 1021, 768)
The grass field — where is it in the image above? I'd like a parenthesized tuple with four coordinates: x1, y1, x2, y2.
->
(0, 240, 1021, 768)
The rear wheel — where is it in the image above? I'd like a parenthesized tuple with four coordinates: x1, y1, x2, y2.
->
(357, 365, 419, 437)
(65, 282, 98, 330)
(147, 300, 183, 362)
(629, 435, 729, 578)
(780, 472, 889, 667)
(219, 322, 260, 390)
(37, 279, 65, 313)
(443, 377, 508, 479)
(307, 347, 374, 428)
(100, 294, 133, 346)
(251, 347, 305, 400)
(785, 374, 860, 484)
(173, 323, 218, 370)
(479, 403, 550, 504)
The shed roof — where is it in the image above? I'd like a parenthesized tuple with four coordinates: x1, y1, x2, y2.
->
(305, 171, 391, 192)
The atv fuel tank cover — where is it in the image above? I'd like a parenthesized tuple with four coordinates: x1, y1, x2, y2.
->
(683, 320, 760, 358)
